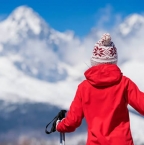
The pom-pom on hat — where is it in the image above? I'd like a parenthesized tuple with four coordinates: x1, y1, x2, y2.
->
(90, 33, 118, 66)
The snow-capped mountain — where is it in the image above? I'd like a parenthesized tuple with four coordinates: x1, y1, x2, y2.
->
(0, 6, 49, 44)
(0, 6, 60, 82)
(111, 13, 144, 66)
(1, 5, 144, 107)
(0, 5, 88, 109)
(0, 5, 144, 145)
(119, 14, 144, 36)
(0, 6, 86, 84)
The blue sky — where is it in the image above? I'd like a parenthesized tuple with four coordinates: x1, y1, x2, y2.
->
(0, 0, 144, 36)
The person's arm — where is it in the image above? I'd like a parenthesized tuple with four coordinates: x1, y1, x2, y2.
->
(56, 85, 84, 133)
(126, 78, 144, 115)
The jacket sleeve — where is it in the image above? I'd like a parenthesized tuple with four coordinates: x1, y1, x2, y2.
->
(126, 78, 144, 115)
(56, 85, 84, 133)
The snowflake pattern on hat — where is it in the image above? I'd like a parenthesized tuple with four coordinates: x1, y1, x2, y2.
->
(91, 33, 118, 66)
(93, 47, 105, 57)
(93, 45, 117, 57)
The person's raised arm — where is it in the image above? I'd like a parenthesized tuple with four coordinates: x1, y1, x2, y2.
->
(126, 78, 144, 115)
(56, 85, 84, 133)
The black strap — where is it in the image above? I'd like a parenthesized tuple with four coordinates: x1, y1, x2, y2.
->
(45, 110, 67, 134)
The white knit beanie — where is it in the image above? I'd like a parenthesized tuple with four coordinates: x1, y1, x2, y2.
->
(90, 33, 118, 66)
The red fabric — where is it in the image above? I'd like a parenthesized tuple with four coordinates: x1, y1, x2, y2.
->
(57, 64, 144, 145)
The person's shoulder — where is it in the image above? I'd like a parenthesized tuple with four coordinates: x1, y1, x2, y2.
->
(122, 75, 129, 80)
(78, 80, 89, 88)
(121, 75, 135, 85)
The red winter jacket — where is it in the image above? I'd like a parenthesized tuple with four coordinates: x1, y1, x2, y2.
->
(57, 64, 144, 145)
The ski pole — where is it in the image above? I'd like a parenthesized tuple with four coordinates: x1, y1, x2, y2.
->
(60, 132, 65, 145)
(45, 110, 67, 145)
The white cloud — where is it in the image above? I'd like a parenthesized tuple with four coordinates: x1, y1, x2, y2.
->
(120, 60, 144, 90)
(20, 39, 58, 68)
(0, 44, 3, 52)
(94, 5, 113, 28)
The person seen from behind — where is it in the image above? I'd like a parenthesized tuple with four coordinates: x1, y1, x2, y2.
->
(56, 33, 144, 145)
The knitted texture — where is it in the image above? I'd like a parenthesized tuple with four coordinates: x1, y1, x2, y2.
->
(91, 33, 118, 66)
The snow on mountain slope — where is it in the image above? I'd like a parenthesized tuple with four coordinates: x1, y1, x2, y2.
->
(0, 56, 83, 109)
(0, 6, 49, 44)
(110, 14, 144, 67)
(119, 14, 144, 36)
(0, 6, 87, 83)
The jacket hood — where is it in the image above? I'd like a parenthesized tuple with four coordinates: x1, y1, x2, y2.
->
(84, 64, 122, 87)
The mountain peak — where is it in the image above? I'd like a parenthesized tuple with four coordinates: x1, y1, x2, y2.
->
(13, 5, 33, 11)
(0, 5, 49, 44)
(10, 5, 38, 21)
(7, 5, 43, 35)
(119, 14, 144, 36)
